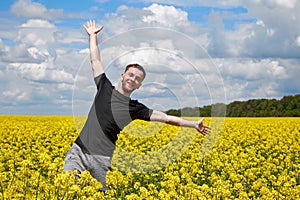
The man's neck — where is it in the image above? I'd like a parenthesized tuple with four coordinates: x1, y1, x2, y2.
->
(117, 86, 131, 97)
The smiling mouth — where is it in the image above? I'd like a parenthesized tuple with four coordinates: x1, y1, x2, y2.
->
(127, 82, 135, 88)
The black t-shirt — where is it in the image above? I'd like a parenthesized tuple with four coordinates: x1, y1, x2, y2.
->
(75, 73, 153, 156)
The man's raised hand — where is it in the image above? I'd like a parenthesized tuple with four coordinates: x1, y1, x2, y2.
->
(83, 20, 104, 36)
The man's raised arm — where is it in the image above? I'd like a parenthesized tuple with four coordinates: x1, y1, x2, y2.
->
(83, 20, 105, 78)
(150, 110, 211, 135)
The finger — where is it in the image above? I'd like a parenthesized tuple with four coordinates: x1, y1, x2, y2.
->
(203, 123, 211, 129)
(200, 130, 208, 135)
(199, 127, 206, 134)
(98, 25, 104, 32)
(198, 117, 204, 124)
(207, 127, 211, 133)
(202, 127, 211, 135)
(204, 125, 211, 130)
(83, 24, 87, 30)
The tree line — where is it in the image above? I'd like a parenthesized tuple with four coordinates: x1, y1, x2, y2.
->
(166, 94, 300, 117)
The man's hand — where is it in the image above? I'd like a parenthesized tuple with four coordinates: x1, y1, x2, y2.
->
(83, 20, 104, 36)
(196, 118, 211, 135)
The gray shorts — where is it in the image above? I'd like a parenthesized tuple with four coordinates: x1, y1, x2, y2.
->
(63, 143, 112, 191)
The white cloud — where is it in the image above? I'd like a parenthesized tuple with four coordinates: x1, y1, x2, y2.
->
(240, 1, 300, 57)
(256, 20, 265, 27)
(255, 0, 296, 9)
(254, 82, 279, 97)
(137, 0, 297, 9)
(54, 98, 70, 105)
(3, 89, 30, 101)
(57, 83, 75, 91)
(20, 19, 55, 28)
(17, 20, 57, 47)
(136, 0, 242, 7)
(266, 28, 275, 37)
(0, 19, 60, 64)
(141, 85, 166, 95)
(215, 57, 298, 102)
(27, 47, 50, 60)
(219, 58, 288, 81)
(143, 3, 188, 27)
(11, 0, 63, 19)
(7, 62, 74, 84)
(296, 36, 300, 46)
(50, 70, 74, 83)
(103, 3, 197, 36)
(7, 63, 45, 81)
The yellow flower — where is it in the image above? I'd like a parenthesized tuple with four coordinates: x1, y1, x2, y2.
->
(1, 116, 300, 199)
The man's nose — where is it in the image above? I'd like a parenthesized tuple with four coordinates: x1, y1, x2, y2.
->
(129, 76, 136, 82)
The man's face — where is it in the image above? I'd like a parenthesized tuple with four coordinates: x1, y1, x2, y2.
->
(121, 67, 144, 94)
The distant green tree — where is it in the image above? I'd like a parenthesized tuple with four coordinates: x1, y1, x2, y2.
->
(165, 94, 300, 117)
(166, 109, 181, 116)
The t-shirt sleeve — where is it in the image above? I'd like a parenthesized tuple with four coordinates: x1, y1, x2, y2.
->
(94, 73, 113, 91)
(132, 102, 153, 121)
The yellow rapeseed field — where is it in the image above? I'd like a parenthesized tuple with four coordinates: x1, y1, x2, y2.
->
(0, 115, 299, 199)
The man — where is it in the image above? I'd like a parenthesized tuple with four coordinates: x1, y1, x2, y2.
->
(64, 20, 211, 191)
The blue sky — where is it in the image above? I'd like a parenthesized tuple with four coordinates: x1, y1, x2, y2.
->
(0, 0, 299, 115)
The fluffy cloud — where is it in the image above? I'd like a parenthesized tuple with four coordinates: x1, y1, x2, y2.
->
(104, 3, 197, 36)
(138, 0, 242, 7)
(17, 19, 57, 46)
(142, 3, 188, 27)
(10, 0, 63, 19)
(296, 36, 300, 46)
(139, 0, 297, 9)
(241, 1, 300, 57)
(0, 6, 84, 114)
(20, 19, 55, 28)
(219, 58, 288, 81)
(3, 89, 29, 101)
(0, 19, 59, 64)
(6, 62, 74, 91)
(216, 57, 298, 101)
(250, 0, 297, 9)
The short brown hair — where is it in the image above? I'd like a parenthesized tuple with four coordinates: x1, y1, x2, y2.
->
(124, 63, 146, 79)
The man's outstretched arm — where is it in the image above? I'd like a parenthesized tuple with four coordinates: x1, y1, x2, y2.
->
(150, 110, 211, 135)
(83, 20, 105, 78)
